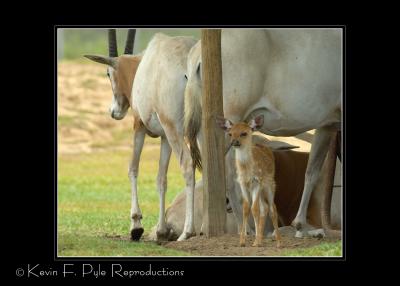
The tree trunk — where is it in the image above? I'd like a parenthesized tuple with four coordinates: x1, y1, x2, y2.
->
(201, 29, 226, 237)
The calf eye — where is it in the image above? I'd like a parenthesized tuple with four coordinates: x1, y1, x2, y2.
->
(228, 133, 232, 137)
(184, 74, 188, 80)
(240, 132, 247, 137)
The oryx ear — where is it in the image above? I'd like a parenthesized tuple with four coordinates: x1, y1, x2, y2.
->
(216, 116, 233, 131)
(249, 115, 264, 131)
(84, 54, 117, 68)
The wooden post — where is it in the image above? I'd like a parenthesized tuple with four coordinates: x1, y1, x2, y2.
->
(201, 29, 226, 237)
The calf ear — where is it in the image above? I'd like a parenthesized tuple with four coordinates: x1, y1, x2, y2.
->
(216, 116, 233, 131)
(249, 115, 264, 131)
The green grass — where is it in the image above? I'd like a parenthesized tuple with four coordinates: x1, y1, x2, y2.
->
(282, 241, 342, 256)
(58, 145, 189, 256)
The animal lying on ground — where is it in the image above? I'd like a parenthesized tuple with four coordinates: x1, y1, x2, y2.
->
(217, 115, 281, 247)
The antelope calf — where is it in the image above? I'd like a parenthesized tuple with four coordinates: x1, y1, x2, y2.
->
(217, 115, 282, 247)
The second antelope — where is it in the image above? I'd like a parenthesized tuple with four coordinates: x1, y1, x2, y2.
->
(217, 115, 281, 247)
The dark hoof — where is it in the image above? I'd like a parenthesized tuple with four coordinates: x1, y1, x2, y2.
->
(130, 228, 144, 241)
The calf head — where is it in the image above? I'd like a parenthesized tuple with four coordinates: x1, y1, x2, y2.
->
(216, 115, 264, 148)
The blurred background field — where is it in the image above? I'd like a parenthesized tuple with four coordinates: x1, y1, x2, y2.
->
(57, 28, 340, 256)
(58, 29, 200, 61)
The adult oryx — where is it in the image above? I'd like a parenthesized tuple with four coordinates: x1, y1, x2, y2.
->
(85, 31, 198, 241)
(184, 29, 342, 237)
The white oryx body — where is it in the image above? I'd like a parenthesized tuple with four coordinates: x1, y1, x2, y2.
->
(184, 29, 342, 237)
(131, 33, 198, 241)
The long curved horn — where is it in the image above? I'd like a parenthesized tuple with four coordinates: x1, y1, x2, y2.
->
(108, 29, 118, 57)
(124, 29, 136, 54)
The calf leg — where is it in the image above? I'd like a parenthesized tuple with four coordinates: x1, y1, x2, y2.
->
(251, 185, 262, 247)
(156, 136, 172, 241)
(265, 179, 281, 247)
(128, 125, 146, 241)
(292, 127, 332, 238)
(259, 199, 269, 243)
(240, 198, 251, 247)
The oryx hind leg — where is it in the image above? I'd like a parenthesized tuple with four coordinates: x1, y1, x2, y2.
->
(292, 127, 333, 238)
(160, 121, 196, 241)
(156, 136, 172, 241)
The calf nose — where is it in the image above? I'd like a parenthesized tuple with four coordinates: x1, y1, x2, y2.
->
(111, 110, 115, 119)
(232, 140, 240, 147)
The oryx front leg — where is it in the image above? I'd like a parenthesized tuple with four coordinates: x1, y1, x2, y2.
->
(225, 150, 243, 234)
(128, 126, 146, 241)
(292, 127, 332, 238)
(156, 136, 172, 241)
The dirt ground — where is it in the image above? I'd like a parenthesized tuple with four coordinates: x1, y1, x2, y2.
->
(160, 228, 340, 256)
(104, 228, 341, 256)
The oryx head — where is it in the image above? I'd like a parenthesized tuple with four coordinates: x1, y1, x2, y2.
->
(84, 29, 138, 120)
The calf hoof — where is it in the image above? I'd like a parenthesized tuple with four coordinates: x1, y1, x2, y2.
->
(177, 231, 196, 241)
(252, 242, 261, 247)
(130, 228, 144, 241)
(276, 241, 282, 248)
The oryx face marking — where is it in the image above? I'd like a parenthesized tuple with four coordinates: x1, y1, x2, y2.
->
(107, 65, 130, 120)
